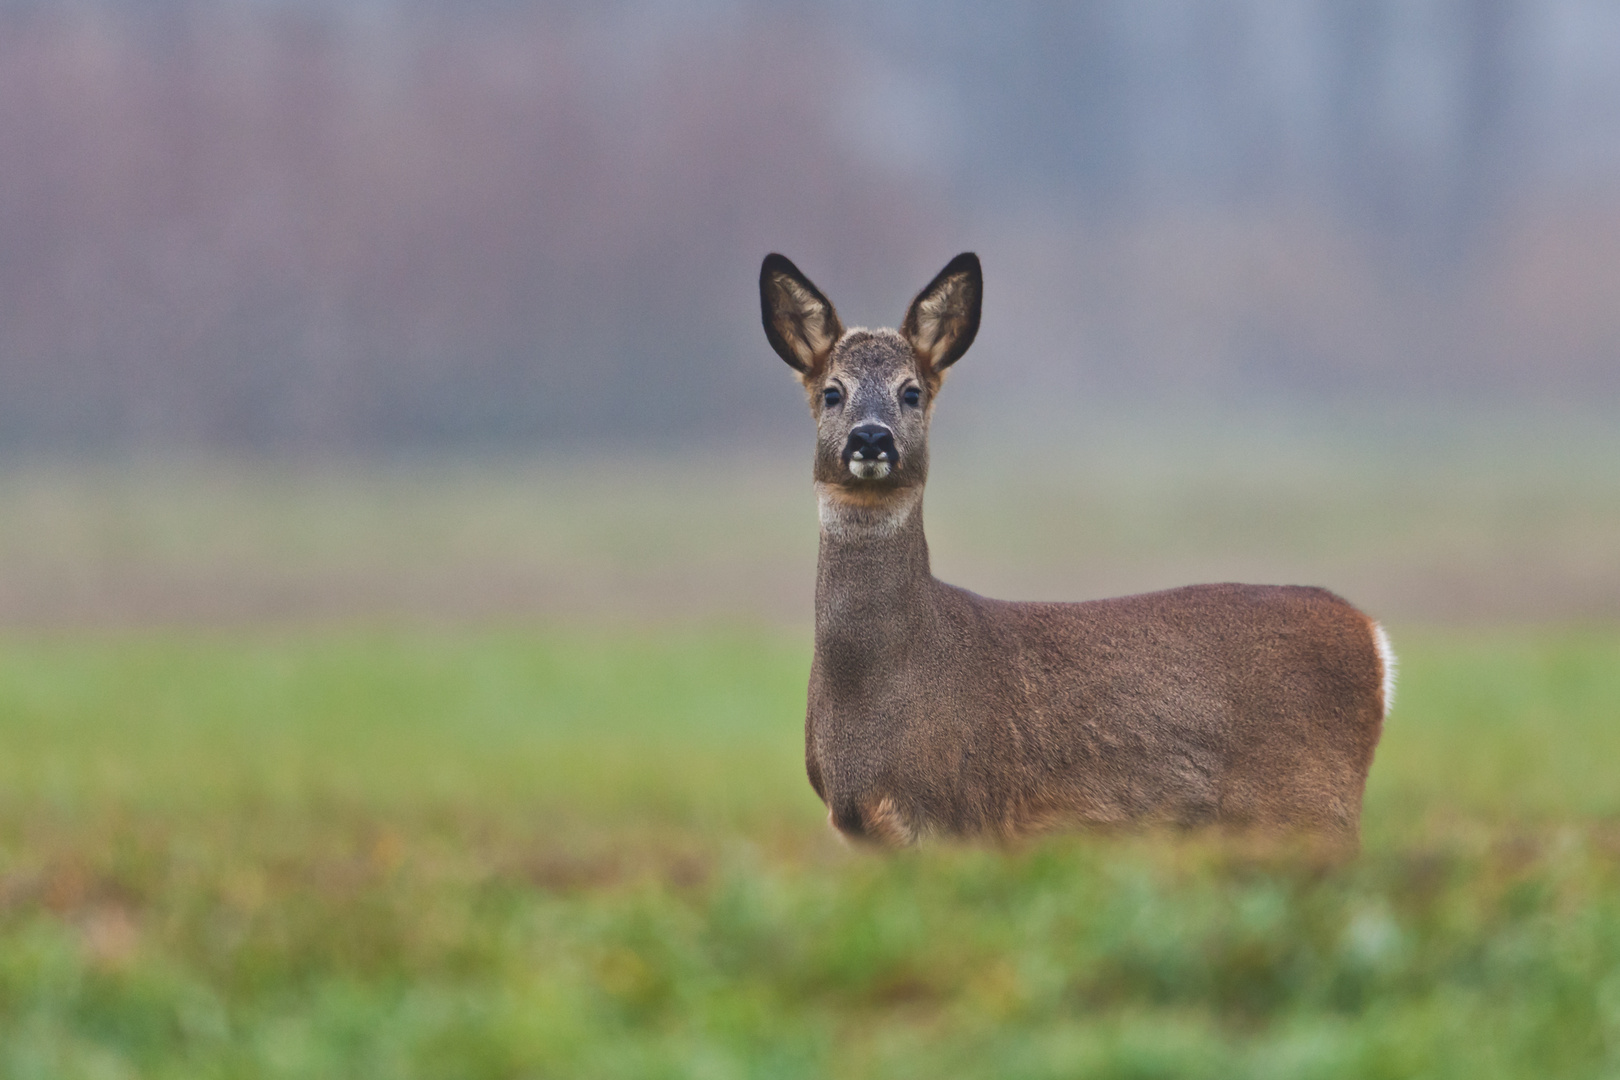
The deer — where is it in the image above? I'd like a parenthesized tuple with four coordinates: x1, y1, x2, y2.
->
(759, 251, 1395, 848)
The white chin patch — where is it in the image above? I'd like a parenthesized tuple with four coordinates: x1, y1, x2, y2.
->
(847, 459, 892, 480)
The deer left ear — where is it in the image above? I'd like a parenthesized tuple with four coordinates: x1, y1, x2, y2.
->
(901, 252, 981, 373)
(760, 253, 844, 381)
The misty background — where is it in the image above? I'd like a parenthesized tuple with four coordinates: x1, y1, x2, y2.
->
(4, 0, 1619, 450)
(1, 0, 1617, 626)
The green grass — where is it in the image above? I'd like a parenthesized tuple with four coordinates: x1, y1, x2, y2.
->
(2, 625, 1619, 1078)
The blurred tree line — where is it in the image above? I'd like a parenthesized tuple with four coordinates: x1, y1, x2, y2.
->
(0, 0, 1616, 451)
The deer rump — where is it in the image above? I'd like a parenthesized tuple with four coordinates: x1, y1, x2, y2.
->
(760, 252, 1392, 848)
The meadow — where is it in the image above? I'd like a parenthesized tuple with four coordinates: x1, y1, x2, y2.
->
(1, 425, 1618, 1079)
(2, 625, 1619, 1079)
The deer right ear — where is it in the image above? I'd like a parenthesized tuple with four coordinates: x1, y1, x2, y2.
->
(760, 254, 844, 380)
(901, 252, 981, 374)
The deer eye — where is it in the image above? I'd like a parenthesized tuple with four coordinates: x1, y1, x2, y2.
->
(902, 386, 921, 407)
(822, 386, 842, 408)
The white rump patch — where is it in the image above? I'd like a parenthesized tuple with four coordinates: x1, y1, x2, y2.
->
(1372, 622, 1398, 716)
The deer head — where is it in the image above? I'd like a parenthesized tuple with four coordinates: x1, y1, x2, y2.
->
(760, 253, 982, 503)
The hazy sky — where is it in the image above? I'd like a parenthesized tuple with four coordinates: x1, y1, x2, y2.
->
(2, 0, 1618, 450)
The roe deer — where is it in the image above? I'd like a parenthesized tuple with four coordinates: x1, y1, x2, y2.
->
(760, 252, 1394, 848)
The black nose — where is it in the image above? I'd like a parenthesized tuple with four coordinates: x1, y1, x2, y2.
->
(843, 424, 897, 465)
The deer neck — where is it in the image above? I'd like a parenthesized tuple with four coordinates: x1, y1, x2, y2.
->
(813, 483, 933, 659)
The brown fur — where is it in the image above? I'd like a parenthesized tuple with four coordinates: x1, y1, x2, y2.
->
(760, 253, 1387, 848)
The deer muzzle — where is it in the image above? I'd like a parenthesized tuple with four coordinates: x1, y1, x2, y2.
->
(843, 424, 897, 479)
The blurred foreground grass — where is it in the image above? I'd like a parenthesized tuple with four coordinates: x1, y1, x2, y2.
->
(2, 625, 1619, 1078)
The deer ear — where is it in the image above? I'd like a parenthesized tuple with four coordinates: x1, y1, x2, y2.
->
(760, 254, 844, 380)
(901, 252, 981, 373)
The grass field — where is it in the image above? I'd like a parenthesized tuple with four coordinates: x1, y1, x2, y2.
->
(3, 624, 1619, 1078)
